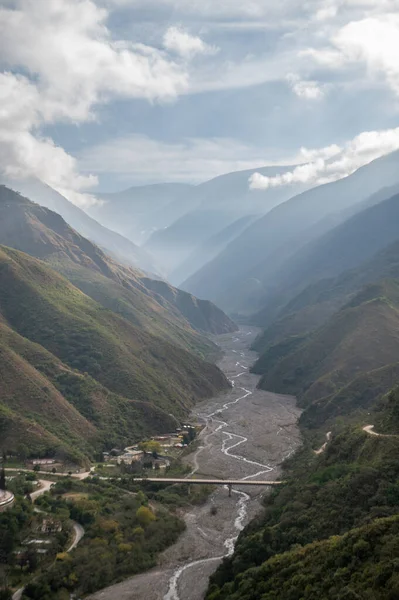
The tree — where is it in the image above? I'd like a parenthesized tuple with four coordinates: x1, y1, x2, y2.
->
(136, 505, 156, 528)
(0, 468, 6, 491)
(139, 441, 162, 456)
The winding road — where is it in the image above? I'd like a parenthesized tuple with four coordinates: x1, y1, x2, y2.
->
(11, 480, 85, 600)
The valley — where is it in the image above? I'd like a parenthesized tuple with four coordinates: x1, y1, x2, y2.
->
(3, 5, 399, 599)
(87, 327, 301, 600)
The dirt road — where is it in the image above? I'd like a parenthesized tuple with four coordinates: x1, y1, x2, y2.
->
(88, 327, 302, 600)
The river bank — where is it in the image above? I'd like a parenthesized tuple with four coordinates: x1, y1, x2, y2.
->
(88, 327, 302, 600)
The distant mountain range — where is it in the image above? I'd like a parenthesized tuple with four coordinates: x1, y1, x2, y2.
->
(252, 188, 399, 331)
(88, 164, 310, 276)
(207, 150, 399, 600)
(90, 183, 194, 245)
(182, 150, 399, 314)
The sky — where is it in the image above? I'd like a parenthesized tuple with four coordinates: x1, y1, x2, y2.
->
(0, 0, 399, 203)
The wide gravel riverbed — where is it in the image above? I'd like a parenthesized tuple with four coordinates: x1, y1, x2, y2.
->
(89, 327, 302, 600)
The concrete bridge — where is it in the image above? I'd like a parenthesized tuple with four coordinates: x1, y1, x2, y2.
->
(131, 477, 284, 496)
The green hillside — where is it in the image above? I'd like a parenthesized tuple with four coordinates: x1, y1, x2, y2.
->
(301, 362, 399, 430)
(253, 236, 399, 353)
(207, 389, 399, 600)
(208, 514, 399, 600)
(0, 185, 236, 357)
(209, 272, 399, 599)
(0, 246, 229, 461)
(255, 280, 399, 406)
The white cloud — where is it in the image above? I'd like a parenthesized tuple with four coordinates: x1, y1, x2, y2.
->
(305, 13, 399, 96)
(249, 126, 399, 189)
(0, 0, 188, 204)
(286, 73, 325, 100)
(163, 26, 219, 59)
(334, 15, 399, 95)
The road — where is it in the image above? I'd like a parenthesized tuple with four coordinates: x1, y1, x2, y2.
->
(11, 481, 85, 600)
(30, 479, 53, 501)
(314, 431, 332, 455)
(67, 522, 85, 553)
(363, 424, 397, 437)
(88, 327, 302, 600)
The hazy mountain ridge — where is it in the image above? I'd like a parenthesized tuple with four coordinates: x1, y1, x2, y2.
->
(251, 190, 399, 329)
(169, 215, 258, 287)
(252, 195, 399, 351)
(2, 177, 159, 275)
(122, 164, 310, 277)
(182, 151, 399, 314)
(90, 183, 195, 245)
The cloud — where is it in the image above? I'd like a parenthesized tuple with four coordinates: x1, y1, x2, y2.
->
(0, 0, 188, 204)
(163, 26, 219, 59)
(286, 73, 325, 100)
(249, 127, 399, 190)
(334, 15, 399, 95)
(305, 13, 399, 96)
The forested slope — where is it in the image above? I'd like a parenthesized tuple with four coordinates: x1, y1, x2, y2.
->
(0, 246, 229, 461)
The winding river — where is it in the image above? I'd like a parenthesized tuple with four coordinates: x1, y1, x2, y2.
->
(89, 327, 301, 600)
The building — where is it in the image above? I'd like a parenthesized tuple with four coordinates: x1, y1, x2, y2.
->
(0, 490, 15, 512)
(116, 450, 144, 465)
(151, 457, 170, 470)
(39, 518, 63, 534)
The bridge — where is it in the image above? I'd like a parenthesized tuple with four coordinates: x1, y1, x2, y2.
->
(130, 477, 285, 496)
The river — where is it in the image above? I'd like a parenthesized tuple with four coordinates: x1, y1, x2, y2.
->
(89, 327, 302, 600)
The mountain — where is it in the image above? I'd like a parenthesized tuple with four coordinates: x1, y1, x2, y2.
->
(300, 362, 399, 430)
(251, 190, 399, 329)
(141, 164, 309, 275)
(251, 192, 399, 347)
(140, 277, 237, 335)
(182, 150, 399, 314)
(254, 279, 399, 407)
(0, 245, 229, 462)
(1, 177, 159, 275)
(205, 156, 399, 600)
(89, 183, 194, 245)
(0, 316, 177, 464)
(0, 185, 237, 347)
(169, 215, 257, 287)
(208, 358, 399, 599)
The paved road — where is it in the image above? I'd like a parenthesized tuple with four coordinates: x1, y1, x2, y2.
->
(30, 479, 53, 501)
(67, 522, 85, 553)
